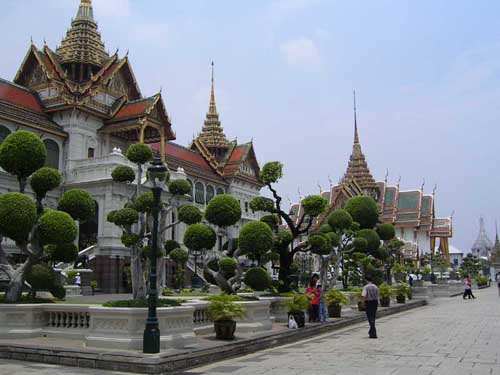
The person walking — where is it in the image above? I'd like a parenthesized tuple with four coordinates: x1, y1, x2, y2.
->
(362, 276, 379, 339)
(305, 275, 320, 322)
(463, 276, 475, 299)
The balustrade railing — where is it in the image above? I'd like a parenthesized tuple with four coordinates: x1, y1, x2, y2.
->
(47, 310, 90, 329)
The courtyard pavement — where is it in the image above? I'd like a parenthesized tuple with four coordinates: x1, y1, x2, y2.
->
(1, 286, 499, 375)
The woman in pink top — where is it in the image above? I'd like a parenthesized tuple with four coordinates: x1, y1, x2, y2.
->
(306, 274, 320, 322)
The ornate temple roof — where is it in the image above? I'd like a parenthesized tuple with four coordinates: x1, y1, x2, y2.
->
(56, 0, 109, 68)
(196, 63, 229, 153)
(341, 94, 377, 192)
(471, 217, 493, 256)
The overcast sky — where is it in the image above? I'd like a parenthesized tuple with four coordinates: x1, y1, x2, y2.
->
(1, 0, 499, 252)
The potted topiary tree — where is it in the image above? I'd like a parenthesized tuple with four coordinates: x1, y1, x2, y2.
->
(284, 293, 308, 328)
(325, 289, 348, 318)
(378, 283, 392, 307)
(395, 282, 410, 304)
(207, 293, 246, 340)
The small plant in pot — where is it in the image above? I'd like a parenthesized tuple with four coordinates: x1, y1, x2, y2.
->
(391, 263, 406, 283)
(207, 294, 246, 340)
(395, 282, 410, 304)
(351, 287, 365, 311)
(283, 293, 308, 328)
(325, 289, 348, 318)
(378, 283, 392, 307)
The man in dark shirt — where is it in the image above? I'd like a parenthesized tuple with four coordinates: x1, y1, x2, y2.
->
(362, 276, 379, 339)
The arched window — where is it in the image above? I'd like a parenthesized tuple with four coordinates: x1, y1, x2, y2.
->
(195, 182, 205, 205)
(0, 125, 11, 145)
(216, 187, 225, 195)
(206, 185, 215, 204)
(43, 139, 60, 170)
(79, 200, 98, 250)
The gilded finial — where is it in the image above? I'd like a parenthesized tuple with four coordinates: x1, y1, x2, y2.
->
(420, 178, 425, 192)
(328, 175, 333, 189)
(432, 184, 437, 196)
(397, 175, 401, 187)
(30, 36, 34, 45)
(353, 90, 359, 144)
(384, 169, 389, 184)
(317, 181, 323, 194)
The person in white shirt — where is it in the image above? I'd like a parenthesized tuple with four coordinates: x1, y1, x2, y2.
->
(74, 273, 81, 286)
(362, 276, 379, 339)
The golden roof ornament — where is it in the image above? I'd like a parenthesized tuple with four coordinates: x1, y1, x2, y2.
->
(56, 0, 109, 69)
(341, 91, 378, 192)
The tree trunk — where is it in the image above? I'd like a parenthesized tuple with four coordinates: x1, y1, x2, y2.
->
(4, 259, 32, 302)
(278, 251, 293, 293)
(319, 256, 330, 290)
(131, 247, 146, 300)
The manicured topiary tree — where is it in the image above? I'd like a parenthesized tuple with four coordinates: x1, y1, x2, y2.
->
(238, 221, 273, 265)
(249, 161, 329, 292)
(344, 196, 379, 229)
(169, 248, 189, 289)
(244, 267, 272, 291)
(108, 143, 195, 299)
(0, 131, 94, 302)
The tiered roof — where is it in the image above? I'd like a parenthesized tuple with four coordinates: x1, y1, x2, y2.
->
(471, 217, 493, 257)
(56, 0, 109, 68)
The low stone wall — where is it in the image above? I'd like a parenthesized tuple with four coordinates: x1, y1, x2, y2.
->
(412, 281, 464, 298)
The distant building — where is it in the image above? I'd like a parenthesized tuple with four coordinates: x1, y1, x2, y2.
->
(449, 246, 464, 269)
(471, 217, 494, 259)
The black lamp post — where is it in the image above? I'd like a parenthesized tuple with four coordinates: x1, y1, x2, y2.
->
(143, 156, 166, 354)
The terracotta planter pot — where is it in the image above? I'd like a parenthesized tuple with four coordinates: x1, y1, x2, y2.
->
(396, 295, 406, 304)
(380, 296, 390, 307)
(357, 301, 365, 311)
(214, 319, 237, 340)
(288, 311, 305, 328)
(328, 303, 342, 318)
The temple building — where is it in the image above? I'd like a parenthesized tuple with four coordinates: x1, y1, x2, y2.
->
(470, 217, 494, 259)
(0, 0, 262, 292)
(289, 98, 453, 260)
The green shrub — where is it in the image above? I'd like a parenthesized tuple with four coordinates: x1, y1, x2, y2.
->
(26, 264, 55, 292)
(244, 267, 271, 291)
(391, 263, 406, 273)
(164, 240, 180, 255)
(0, 130, 46, 178)
(121, 233, 141, 247)
(170, 248, 188, 264)
(328, 209, 353, 231)
(249, 196, 275, 213)
(356, 229, 381, 253)
(30, 167, 62, 198)
(58, 189, 95, 221)
(325, 289, 348, 306)
(261, 251, 280, 263)
(183, 223, 216, 251)
(126, 143, 153, 164)
(219, 257, 237, 274)
(45, 243, 78, 263)
(205, 194, 241, 227)
(308, 233, 331, 255)
(207, 293, 245, 321)
(259, 161, 283, 185)
(49, 283, 66, 300)
(0, 192, 37, 242)
(377, 223, 395, 241)
(319, 224, 333, 233)
(142, 245, 164, 259)
(283, 293, 309, 312)
(301, 195, 328, 216)
(204, 258, 235, 285)
(111, 165, 135, 183)
(275, 231, 293, 247)
(344, 196, 379, 229)
(110, 208, 139, 226)
(38, 209, 77, 245)
(378, 283, 393, 298)
(168, 179, 191, 196)
(394, 282, 411, 297)
(260, 214, 280, 232)
(239, 221, 273, 261)
(103, 299, 181, 308)
(135, 192, 154, 213)
(178, 205, 202, 225)
(326, 231, 340, 247)
(475, 275, 489, 286)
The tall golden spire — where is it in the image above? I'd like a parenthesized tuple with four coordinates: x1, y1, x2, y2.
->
(342, 92, 377, 193)
(197, 62, 229, 160)
(56, 0, 109, 70)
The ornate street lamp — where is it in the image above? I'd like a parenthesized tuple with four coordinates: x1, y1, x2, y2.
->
(143, 156, 167, 354)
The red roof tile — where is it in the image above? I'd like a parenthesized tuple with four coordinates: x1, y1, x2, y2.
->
(228, 145, 246, 162)
(0, 80, 43, 113)
(114, 99, 150, 119)
(152, 142, 212, 170)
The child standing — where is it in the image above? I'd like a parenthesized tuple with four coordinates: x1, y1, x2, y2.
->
(317, 283, 328, 323)
(305, 275, 319, 322)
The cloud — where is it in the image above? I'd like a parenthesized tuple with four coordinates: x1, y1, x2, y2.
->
(279, 37, 322, 71)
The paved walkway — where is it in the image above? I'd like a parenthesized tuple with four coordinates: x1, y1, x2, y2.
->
(1, 286, 499, 375)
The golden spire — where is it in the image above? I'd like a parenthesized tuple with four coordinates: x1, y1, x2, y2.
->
(56, 0, 109, 69)
(342, 92, 377, 193)
(196, 62, 229, 160)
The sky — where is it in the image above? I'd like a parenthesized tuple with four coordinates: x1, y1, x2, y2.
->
(1, 0, 499, 252)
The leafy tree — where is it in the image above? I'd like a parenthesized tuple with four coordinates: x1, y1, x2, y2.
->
(344, 196, 379, 229)
(249, 161, 328, 292)
(459, 254, 481, 277)
(108, 143, 193, 299)
(170, 248, 189, 289)
(0, 131, 93, 302)
(244, 267, 272, 291)
(238, 221, 273, 265)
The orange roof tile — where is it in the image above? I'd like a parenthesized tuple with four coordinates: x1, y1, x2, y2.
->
(114, 99, 150, 119)
(0, 79, 43, 113)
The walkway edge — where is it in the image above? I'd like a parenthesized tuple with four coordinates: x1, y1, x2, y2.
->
(0, 299, 427, 374)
